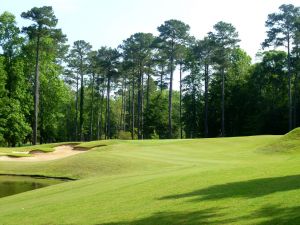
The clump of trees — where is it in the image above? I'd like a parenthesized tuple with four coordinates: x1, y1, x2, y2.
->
(0, 4, 300, 146)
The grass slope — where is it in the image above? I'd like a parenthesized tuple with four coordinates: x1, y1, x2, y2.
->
(0, 135, 300, 225)
(261, 127, 300, 153)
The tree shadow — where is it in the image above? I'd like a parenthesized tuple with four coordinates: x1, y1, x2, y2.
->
(244, 204, 300, 225)
(98, 207, 233, 225)
(97, 205, 300, 225)
(160, 174, 300, 201)
(98, 175, 300, 225)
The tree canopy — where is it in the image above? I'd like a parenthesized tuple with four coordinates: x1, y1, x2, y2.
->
(0, 4, 300, 146)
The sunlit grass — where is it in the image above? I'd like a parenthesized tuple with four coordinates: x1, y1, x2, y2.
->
(0, 133, 299, 225)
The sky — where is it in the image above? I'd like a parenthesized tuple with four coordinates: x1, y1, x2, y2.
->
(1, 0, 299, 89)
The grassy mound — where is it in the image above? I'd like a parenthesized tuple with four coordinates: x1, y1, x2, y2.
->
(260, 128, 300, 153)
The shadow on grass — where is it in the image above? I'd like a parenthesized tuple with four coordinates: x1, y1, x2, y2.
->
(98, 204, 300, 225)
(98, 175, 300, 225)
(160, 174, 300, 201)
(245, 205, 300, 225)
(99, 208, 232, 225)
(98, 205, 300, 225)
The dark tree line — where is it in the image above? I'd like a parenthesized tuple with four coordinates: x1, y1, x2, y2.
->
(0, 4, 300, 146)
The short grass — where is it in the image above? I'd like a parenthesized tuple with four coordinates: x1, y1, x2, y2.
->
(261, 127, 300, 153)
(0, 134, 300, 225)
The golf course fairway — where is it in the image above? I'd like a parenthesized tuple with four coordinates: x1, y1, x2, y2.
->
(0, 132, 300, 224)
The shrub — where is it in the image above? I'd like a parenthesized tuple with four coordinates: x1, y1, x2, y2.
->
(118, 131, 133, 140)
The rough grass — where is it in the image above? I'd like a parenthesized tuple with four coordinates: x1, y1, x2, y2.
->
(0, 134, 300, 225)
(260, 127, 300, 153)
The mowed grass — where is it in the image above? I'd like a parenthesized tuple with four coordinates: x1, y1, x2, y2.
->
(261, 127, 300, 153)
(0, 134, 300, 225)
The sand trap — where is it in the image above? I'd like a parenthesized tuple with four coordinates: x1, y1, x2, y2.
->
(0, 145, 86, 162)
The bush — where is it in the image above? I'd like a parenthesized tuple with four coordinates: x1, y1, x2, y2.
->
(150, 130, 159, 139)
(118, 131, 133, 140)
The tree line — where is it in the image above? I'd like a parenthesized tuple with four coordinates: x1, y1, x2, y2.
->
(0, 4, 300, 146)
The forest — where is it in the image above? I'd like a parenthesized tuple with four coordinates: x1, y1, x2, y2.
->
(0, 4, 300, 146)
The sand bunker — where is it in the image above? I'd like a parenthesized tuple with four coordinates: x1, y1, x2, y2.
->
(0, 145, 86, 162)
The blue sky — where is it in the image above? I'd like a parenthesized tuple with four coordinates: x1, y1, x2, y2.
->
(2, 0, 299, 59)
(1, 0, 299, 88)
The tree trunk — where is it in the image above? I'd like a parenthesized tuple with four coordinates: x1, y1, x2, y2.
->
(293, 73, 298, 128)
(33, 34, 40, 145)
(137, 68, 142, 139)
(75, 75, 79, 141)
(67, 104, 71, 141)
(287, 35, 292, 131)
(79, 57, 84, 141)
(179, 63, 182, 139)
(131, 78, 135, 140)
(128, 84, 131, 133)
(106, 76, 111, 139)
(123, 78, 127, 131)
(89, 73, 95, 141)
(192, 81, 196, 138)
(204, 63, 209, 137)
(221, 67, 225, 137)
(100, 91, 104, 139)
(96, 81, 100, 140)
(104, 85, 107, 139)
(97, 89, 104, 140)
(120, 79, 124, 132)
(141, 73, 144, 140)
(146, 68, 150, 109)
(40, 95, 43, 144)
(168, 41, 174, 139)
(160, 65, 164, 93)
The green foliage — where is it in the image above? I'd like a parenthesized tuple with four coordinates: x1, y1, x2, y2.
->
(21, 6, 58, 37)
(209, 21, 240, 67)
(3, 99, 31, 146)
(0, 11, 22, 58)
(118, 131, 132, 140)
(144, 91, 169, 139)
(121, 33, 154, 62)
(244, 50, 288, 135)
(227, 48, 252, 83)
(1, 4, 300, 146)
(67, 40, 93, 141)
(21, 5, 67, 145)
(157, 19, 190, 47)
(263, 4, 300, 48)
(40, 70, 72, 142)
(0, 57, 7, 145)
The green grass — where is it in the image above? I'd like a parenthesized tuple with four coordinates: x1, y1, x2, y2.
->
(0, 134, 300, 224)
(260, 127, 300, 153)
